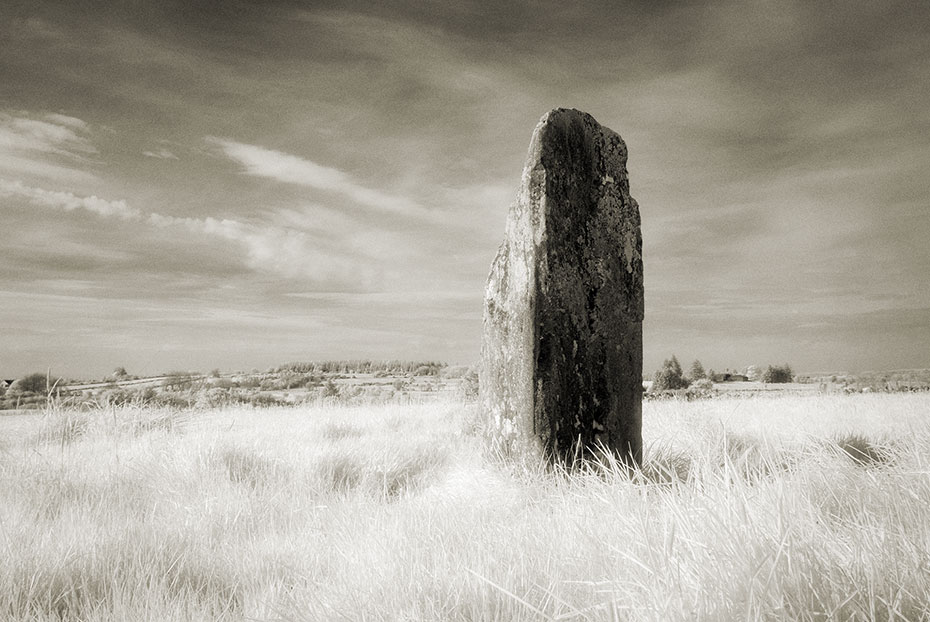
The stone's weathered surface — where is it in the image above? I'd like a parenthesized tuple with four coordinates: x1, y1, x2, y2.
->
(480, 108, 644, 464)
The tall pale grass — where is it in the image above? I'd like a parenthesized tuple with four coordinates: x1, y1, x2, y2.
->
(0, 394, 928, 620)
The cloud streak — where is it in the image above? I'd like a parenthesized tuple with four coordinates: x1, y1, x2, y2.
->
(1, 178, 375, 286)
(0, 112, 96, 156)
(0, 179, 140, 220)
(0, 111, 98, 182)
(142, 147, 178, 160)
(149, 212, 378, 286)
(208, 137, 426, 218)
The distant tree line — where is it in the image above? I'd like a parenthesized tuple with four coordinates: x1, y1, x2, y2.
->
(650, 356, 796, 393)
(274, 360, 447, 375)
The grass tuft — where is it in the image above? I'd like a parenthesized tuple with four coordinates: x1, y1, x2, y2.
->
(639, 445, 692, 485)
(314, 450, 365, 493)
(34, 406, 188, 447)
(319, 421, 365, 440)
(834, 432, 892, 466)
(313, 442, 450, 498)
(37, 409, 91, 445)
(219, 446, 290, 488)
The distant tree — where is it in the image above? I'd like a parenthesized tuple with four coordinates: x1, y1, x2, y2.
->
(689, 360, 706, 382)
(707, 369, 718, 382)
(653, 355, 690, 391)
(210, 368, 221, 378)
(10, 372, 57, 395)
(762, 364, 794, 384)
(745, 365, 762, 382)
(112, 366, 128, 379)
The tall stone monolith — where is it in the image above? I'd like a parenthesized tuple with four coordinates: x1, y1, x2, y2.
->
(480, 108, 644, 465)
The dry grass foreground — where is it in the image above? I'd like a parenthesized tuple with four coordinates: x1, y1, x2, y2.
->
(1, 394, 929, 621)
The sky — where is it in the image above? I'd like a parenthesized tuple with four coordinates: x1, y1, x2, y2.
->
(1, 0, 929, 379)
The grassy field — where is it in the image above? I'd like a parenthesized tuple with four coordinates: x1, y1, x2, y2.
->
(1, 393, 929, 621)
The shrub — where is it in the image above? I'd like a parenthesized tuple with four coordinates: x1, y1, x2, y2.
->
(458, 368, 479, 401)
(198, 388, 233, 408)
(208, 377, 235, 389)
(161, 371, 196, 391)
(236, 376, 261, 389)
(762, 364, 794, 383)
(685, 378, 715, 400)
(440, 365, 470, 379)
(153, 391, 193, 408)
(280, 373, 313, 389)
(100, 389, 137, 406)
(322, 380, 340, 398)
(248, 392, 285, 407)
(413, 364, 441, 377)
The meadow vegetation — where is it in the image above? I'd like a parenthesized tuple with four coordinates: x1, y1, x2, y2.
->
(1, 393, 929, 621)
(0, 361, 462, 412)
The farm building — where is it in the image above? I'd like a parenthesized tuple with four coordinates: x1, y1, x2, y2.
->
(713, 373, 749, 382)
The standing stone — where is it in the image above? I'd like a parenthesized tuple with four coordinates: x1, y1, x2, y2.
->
(480, 109, 644, 465)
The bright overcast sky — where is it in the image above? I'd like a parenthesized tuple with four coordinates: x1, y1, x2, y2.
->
(1, 0, 928, 379)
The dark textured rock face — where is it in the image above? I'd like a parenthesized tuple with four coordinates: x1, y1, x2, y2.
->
(480, 109, 644, 465)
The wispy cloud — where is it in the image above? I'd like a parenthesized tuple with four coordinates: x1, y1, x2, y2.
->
(142, 147, 178, 160)
(0, 111, 97, 182)
(0, 179, 140, 220)
(41, 113, 89, 131)
(0, 112, 96, 156)
(2, 178, 373, 286)
(208, 137, 426, 217)
(148, 212, 376, 286)
(0, 153, 95, 183)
